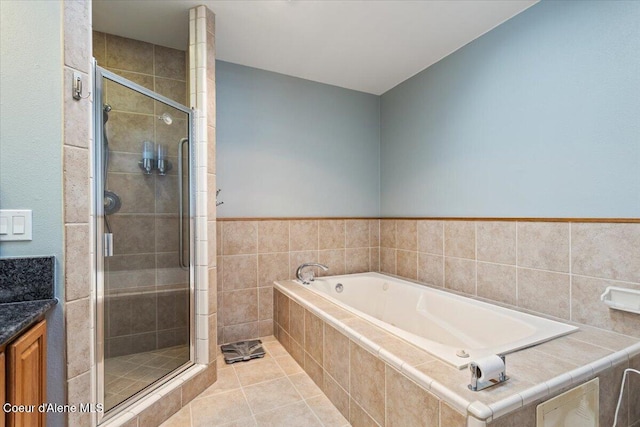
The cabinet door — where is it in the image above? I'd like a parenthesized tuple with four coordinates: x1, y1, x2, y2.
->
(8, 320, 46, 427)
(1, 351, 5, 427)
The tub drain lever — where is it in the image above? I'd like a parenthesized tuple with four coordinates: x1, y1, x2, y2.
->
(468, 354, 508, 392)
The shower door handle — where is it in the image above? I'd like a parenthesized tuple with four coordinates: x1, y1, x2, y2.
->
(178, 138, 189, 270)
(104, 233, 114, 257)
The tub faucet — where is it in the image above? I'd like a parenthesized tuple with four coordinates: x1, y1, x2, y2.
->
(296, 263, 329, 285)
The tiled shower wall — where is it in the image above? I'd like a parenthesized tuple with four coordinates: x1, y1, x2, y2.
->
(378, 219, 640, 337)
(60, 7, 217, 426)
(92, 31, 190, 356)
(219, 218, 640, 343)
(216, 219, 381, 344)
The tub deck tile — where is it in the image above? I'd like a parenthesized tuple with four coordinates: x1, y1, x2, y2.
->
(488, 393, 523, 419)
(273, 277, 640, 425)
(570, 325, 639, 351)
(341, 317, 388, 340)
(376, 335, 435, 367)
(517, 382, 549, 406)
(414, 359, 537, 407)
(504, 348, 578, 385)
(533, 335, 613, 366)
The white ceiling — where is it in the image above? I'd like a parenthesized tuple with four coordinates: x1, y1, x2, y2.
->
(92, 0, 538, 95)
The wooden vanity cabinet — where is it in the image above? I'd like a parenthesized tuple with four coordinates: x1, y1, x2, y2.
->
(5, 319, 47, 427)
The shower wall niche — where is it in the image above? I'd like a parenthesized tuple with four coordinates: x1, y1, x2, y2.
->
(93, 31, 189, 358)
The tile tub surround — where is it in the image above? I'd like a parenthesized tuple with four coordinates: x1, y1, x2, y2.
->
(217, 217, 640, 347)
(0, 256, 55, 303)
(378, 219, 640, 338)
(216, 219, 381, 344)
(274, 281, 640, 426)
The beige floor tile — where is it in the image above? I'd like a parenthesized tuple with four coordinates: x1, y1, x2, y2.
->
(191, 389, 252, 427)
(274, 355, 304, 375)
(197, 367, 241, 398)
(105, 393, 128, 411)
(254, 401, 322, 427)
(104, 373, 119, 385)
(289, 372, 324, 399)
(243, 377, 303, 414)
(107, 376, 138, 394)
(163, 335, 347, 427)
(105, 359, 139, 377)
(159, 404, 191, 427)
(234, 358, 286, 386)
(143, 355, 177, 369)
(262, 340, 288, 357)
(306, 394, 349, 427)
(219, 417, 257, 427)
(120, 380, 149, 396)
(218, 355, 232, 370)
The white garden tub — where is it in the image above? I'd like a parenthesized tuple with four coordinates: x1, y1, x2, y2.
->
(296, 272, 577, 368)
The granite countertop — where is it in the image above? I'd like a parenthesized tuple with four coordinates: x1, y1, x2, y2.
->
(0, 256, 57, 348)
(0, 299, 57, 347)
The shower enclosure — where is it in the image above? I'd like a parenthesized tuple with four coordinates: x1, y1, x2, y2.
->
(94, 65, 195, 419)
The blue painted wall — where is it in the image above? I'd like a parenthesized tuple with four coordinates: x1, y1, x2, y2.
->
(380, 0, 640, 217)
(0, 1, 65, 423)
(0, 0, 64, 255)
(216, 61, 380, 217)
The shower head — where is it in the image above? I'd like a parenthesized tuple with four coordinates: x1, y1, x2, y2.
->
(158, 112, 173, 125)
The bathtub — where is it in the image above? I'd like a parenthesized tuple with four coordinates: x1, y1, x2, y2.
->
(293, 272, 577, 368)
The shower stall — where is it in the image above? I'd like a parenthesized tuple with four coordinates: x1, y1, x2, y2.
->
(93, 65, 195, 419)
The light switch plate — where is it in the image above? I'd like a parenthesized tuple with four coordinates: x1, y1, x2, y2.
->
(0, 209, 33, 241)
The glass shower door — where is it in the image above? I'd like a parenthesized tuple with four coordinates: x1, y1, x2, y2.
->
(95, 66, 194, 415)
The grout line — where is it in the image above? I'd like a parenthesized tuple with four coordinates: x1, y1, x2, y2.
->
(187, 400, 193, 427)
(441, 221, 445, 288)
(562, 334, 624, 353)
(343, 220, 347, 274)
(231, 363, 255, 417)
(474, 222, 478, 296)
(515, 221, 519, 304)
(287, 220, 292, 281)
(570, 273, 640, 287)
(569, 222, 572, 321)
(509, 265, 571, 276)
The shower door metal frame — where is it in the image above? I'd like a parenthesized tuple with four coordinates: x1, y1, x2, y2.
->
(93, 64, 196, 424)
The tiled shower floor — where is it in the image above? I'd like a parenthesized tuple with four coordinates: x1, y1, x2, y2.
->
(105, 345, 190, 410)
(160, 336, 349, 427)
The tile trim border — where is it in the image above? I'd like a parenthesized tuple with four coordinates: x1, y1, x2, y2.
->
(219, 217, 640, 223)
